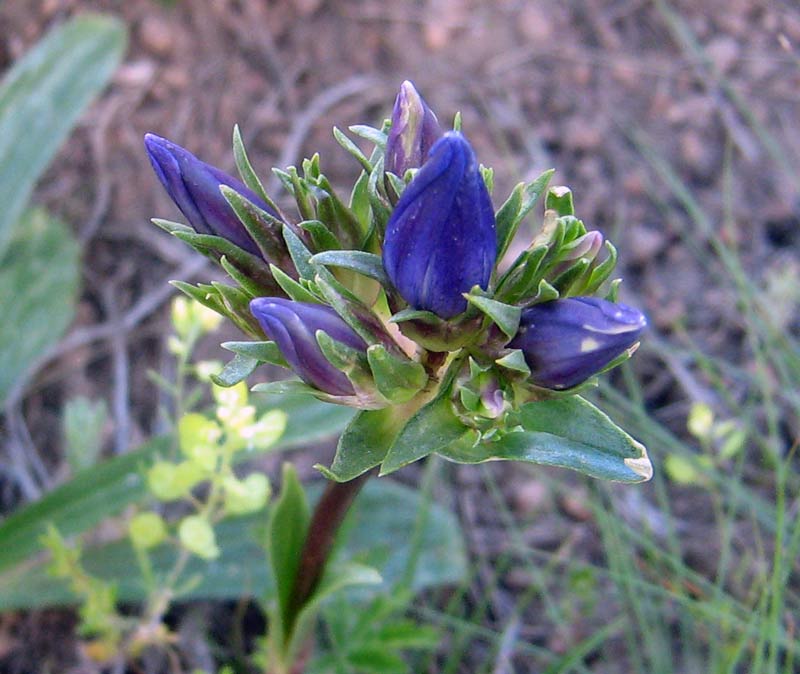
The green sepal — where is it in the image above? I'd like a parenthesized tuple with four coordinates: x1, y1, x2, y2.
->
(545, 186, 574, 216)
(283, 225, 318, 281)
(367, 159, 392, 237)
(269, 264, 321, 304)
(210, 353, 260, 387)
(222, 340, 288, 368)
(314, 175, 363, 247)
(219, 256, 269, 298)
(551, 258, 591, 295)
(315, 330, 370, 376)
(367, 344, 428, 404)
(348, 124, 387, 149)
(232, 124, 278, 211)
(333, 126, 373, 173)
(495, 244, 549, 303)
(349, 171, 371, 231)
(439, 396, 652, 483)
(302, 154, 321, 181)
(525, 279, 560, 305)
(310, 250, 390, 287)
(299, 219, 341, 253)
(284, 166, 316, 222)
(495, 349, 531, 375)
(151, 218, 193, 234)
(212, 281, 264, 335)
(584, 241, 618, 294)
(170, 281, 259, 337)
(314, 273, 401, 356)
(380, 396, 475, 475)
(252, 380, 321, 397)
(464, 292, 521, 339)
(173, 230, 280, 294)
(389, 307, 437, 324)
(220, 185, 293, 271)
(495, 169, 554, 261)
(605, 278, 622, 302)
(480, 165, 494, 193)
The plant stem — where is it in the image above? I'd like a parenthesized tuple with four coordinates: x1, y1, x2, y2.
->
(285, 470, 372, 633)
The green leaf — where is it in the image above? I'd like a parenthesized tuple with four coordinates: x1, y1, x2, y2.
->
(322, 402, 425, 482)
(495, 169, 554, 260)
(380, 396, 475, 475)
(366, 345, 427, 404)
(269, 264, 321, 304)
(495, 349, 531, 375)
(348, 124, 387, 149)
(310, 250, 390, 287)
(210, 353, 260, 387)
(333, 127, 373, 173)
(464, 293, 521, 339)
(0, 478, 465, 611)
(299, 219, 341, 253)
(268, 464, 310, 640)
(232, 124, 277, 209)
(0, 395, 351, 580)
(0, 208, 80, 404)
(438, 396, 653, 483)
(222, 340, 288, 367)
(0, 14, 126, 258)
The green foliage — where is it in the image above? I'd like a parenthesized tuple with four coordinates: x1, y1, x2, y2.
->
(0, 14, 126, 257)
(63, 397, 108, 472)
(0, 209, 80, 404)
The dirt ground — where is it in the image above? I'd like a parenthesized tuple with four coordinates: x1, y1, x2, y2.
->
(1, 0, 799, 671)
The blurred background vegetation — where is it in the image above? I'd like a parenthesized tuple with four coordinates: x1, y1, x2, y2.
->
(0, 1, 798, 672)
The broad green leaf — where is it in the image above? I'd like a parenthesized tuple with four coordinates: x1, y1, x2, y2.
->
(438, 396, 652, 483)
(0, 208, 80, 404)
(0, 14, 126, 257)
(380, 396, 474, 475)
(63, 397, 108, 473)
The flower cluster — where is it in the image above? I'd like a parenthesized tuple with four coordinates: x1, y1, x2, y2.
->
(145, 80, 649, 482)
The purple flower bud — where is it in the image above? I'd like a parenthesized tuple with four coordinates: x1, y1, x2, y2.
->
(145, 133, 278, 257)
(383, 132, 497, 320)
(384, 81, 443, 176)
(250, 298, 367, 397)
(509, 297, 646, 390)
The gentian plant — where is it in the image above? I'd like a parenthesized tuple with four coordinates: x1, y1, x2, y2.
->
(146, 80, 651, 670)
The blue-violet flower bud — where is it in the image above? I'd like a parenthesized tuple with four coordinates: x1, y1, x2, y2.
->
(250, 298, 367, 397)
(145, 133, 278, 258)
(509, 297, 646, 390)
(383, 131, 497, 319)
(384, 80, 443, 176)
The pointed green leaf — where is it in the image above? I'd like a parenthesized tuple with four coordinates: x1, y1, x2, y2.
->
(222, 340, 288, 367)
(333, 127, 373, 173)
(269, 264, 320, 304)
(464, 293, 521, 339)
(380, 397, 474, 475)
(299, 219, 341, 252)
(210, 353, 260, 387)
(495, 169, 554, 260)
(310, 250, 390, 287)
(348, 124, 387, 149)
(0, 14, 126, 257)
(232, 124, 279, 211)
(439, 396, 652, 483)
